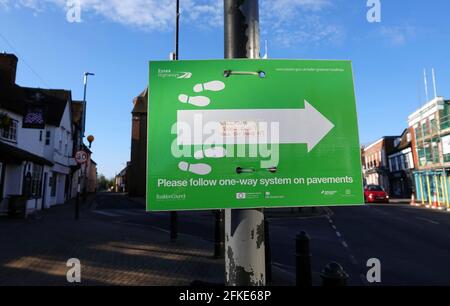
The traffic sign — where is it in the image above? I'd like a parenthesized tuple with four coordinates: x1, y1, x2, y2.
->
(147, 59, 364, 211)
(75, 150, 88, 164)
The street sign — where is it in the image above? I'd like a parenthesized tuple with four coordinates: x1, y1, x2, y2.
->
(75, 150, 88, 164)
(147, 59, 364, 211)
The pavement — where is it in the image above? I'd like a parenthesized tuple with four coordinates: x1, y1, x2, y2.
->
(1, 193, 449, 286)
(0, 193, 224, 286)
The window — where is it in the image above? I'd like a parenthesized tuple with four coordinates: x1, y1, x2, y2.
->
(415, 127, 421, 140)
(0, 119, 18, 142)
(30, 164, 43, 197)
(430, 118, 437, 135)
(59, 129, 63, 152)
(367, 185, 384, 192)
(422, 122, 428, 137)
(404, 154, 410, 169)
(65, 131, 70, 156)
(39, 130, 43, 142)
(45, 130, 51, 145)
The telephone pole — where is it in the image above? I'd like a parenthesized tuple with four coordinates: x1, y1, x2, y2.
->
(224, 0, 265, 286)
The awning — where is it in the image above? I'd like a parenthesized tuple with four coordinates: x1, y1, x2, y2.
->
(0, 141, 53, 166)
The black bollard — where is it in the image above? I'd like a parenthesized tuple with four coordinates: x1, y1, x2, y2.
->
(296, 231, 312, 286)
(214, 210, 225, 258)
(170, 211, 178, 241)
(320, 262, 349, 287)
(264, 219, 272, 283)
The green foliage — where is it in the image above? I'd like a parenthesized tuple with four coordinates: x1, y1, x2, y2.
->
(97, 174, 114, 191)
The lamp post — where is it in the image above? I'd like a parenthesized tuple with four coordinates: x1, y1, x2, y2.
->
(87, 135, 95, 148)
(82, 72, 95, 138)
(81, 72, 95, 203)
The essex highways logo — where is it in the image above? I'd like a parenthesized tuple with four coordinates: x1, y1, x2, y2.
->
(158, 69, 192, 79)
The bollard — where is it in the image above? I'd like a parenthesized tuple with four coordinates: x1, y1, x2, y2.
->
(214, 210, 225, 258)
(170, 211, 178, 241)
(320, 262, 349, 287)
(296, 231, 312, 286)
(264, 219, 272, 283)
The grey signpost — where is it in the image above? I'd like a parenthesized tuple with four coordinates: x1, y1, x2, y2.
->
(224, 0, 266, 286)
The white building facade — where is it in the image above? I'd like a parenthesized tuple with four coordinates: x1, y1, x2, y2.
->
(0, 53, 77, 216)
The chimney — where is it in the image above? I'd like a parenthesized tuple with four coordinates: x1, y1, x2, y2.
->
(0, 53, 18, 85)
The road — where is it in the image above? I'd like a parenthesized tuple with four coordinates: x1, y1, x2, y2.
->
(93, 193, 450, 286)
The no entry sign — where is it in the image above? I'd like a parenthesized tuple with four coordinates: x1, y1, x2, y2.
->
(147, 59, 364, 211)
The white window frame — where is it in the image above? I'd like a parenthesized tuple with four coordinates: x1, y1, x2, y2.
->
(0, 119, 18, 142)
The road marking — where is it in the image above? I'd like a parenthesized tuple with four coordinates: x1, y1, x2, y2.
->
(92, 210, 122, 217)
(342, 241, 349, 248)
(336, 231, 342, 238)
(414, 217, 440, 225)
(115, 221, 171, 234)
(109, 209, 144, 217)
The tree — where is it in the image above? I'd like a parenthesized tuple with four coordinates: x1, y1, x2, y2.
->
(97, 174, 114, 191)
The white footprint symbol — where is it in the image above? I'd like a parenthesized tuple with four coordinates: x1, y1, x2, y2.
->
(178, 94, 211, 107)
(194, 146, 226, 160)
(178, 161, 212, 175)
(194, 81, 225, 93)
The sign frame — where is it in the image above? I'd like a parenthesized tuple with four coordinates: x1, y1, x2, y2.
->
(147, 59, 365, 212)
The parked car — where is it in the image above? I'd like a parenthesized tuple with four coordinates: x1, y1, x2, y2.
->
(364, 185, 390, 203)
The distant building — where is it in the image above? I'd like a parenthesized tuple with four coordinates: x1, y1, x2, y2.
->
(115, 163, 128, 193)
(128, 88, 147, 197)
(408, 96, 450, 208)
(388, 129, 414, 198)
(362, 136, 400, 193)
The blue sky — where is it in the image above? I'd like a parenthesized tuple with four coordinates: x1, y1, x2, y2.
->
(1, 0, 450, 178)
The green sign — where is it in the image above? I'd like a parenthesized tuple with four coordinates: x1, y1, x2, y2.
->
(147, 59, 364, 211)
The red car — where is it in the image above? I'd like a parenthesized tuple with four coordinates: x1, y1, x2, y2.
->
(364, 185, 390, 203)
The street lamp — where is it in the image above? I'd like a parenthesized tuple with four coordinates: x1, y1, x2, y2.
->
(87, 135, 95, 148)
(81, 72, 94, 204)
(82, 72, 95, 139)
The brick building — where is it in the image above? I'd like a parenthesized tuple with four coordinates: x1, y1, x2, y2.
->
(128, 88, 148, 197)
(362, 136, 400, 192)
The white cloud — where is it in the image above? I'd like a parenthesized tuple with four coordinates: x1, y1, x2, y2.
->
(260, 0, 342, 48)
(1, 0, 340, 47)
(379, 25, 416, 46)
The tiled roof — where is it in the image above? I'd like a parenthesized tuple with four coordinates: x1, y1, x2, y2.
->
(0, 84, 69, 126)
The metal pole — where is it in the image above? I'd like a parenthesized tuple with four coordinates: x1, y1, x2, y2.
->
(75, 169, 80, 220)
(224, 0, 265, 286)
(264, 219, 272, 282)
(82, 72, 94, 204)
(214, 210, 225, 258)
(175, 0, 180, 60)
(296, 231, 312, 286)
(170, 0, 180, 241)
(170, 210, 178, 241)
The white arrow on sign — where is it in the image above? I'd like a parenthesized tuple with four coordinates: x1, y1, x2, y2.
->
(176, 100, 335, 152)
